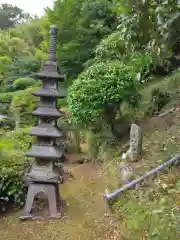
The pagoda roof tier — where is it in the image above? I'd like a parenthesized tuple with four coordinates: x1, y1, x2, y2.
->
(25, 145, 64, 159)
(32, 107, 64, 117)
(33, 88, 66, 98)
(29, 125, 63, 137)
(34, 71, 64, 81)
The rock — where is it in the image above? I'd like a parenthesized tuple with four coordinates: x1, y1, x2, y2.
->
(126, 124, 143, 162)
(117, 162, 134, 185)
(174, 156, 180, 167)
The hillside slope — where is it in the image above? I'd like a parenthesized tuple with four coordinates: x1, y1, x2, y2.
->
(104, 111, 180, 240)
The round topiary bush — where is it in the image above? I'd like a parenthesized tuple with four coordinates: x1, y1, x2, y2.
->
(13, 77, 37, 91)
(68, 61, 139, 128)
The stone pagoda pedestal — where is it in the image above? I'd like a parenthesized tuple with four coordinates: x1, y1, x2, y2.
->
(20, 25, 65, 220)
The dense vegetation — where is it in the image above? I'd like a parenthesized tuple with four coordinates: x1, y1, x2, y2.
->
(0, 0, 180, 239)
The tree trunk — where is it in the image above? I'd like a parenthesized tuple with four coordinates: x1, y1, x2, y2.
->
(104, 103, 119, 137)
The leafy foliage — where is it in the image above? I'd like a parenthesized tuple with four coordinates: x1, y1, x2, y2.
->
(10, 87, 39, 128)
(116, 0, 180, 60)
(0, 92, 13, 102)
(7, 56, 42, 77)
(94, 0, 180, 81)
(95, 31, 125, 61)
(124, 52, 153, 83)
(0, 31, 32, 58)
(0, 56, 12, 87)
(13, 77, 37, 90)
(1, 56, 42, 93)
(0, 128, 33, 213)
(0, 92, 13, 114)
(0, 3, 30, 29)
(68, 61, 139, 132)
(95, 33, 153, 82)
(9, 18, 44, 49)
(46, 0, 117, 81)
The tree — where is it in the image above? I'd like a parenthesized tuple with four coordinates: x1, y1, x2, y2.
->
(9, 18, 44, 49)
(0, 3, 30, 29)
(0, 32, 32, 58)
(1, 55, 42, 93)
(45, 0, 118, 81)
(115, 0, 180, 60)
(68, 61, 139, 136)
(93, 0, 180, 80)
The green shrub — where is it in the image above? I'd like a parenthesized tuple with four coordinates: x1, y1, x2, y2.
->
(0, 149, 28, 213)
(0, 92, 13, 102)
(68, 61, 139, 129)
(7, 56, 42, 77)
(13, 77, 37, 90)
(95, 31, 125, 60)
(10, 87, 39, 127)
(0, 127, 34, 152)
(124, 52, 153, 83)
(0, 92, 13, 114)
(0, 128, 33, 213)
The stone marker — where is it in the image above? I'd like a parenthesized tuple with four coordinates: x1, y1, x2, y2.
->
(126, 123, 143, 162)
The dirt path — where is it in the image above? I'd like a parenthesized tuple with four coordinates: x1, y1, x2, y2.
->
(0, 164, 121, 240)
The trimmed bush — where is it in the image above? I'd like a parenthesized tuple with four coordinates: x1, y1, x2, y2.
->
(13, 77, 37, 90)
(68, 61, 139, 127)
(0, 92, 13, 102)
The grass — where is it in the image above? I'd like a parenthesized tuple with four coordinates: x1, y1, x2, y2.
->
(122, 70, 180, 119)
(103, 112, 180, 240)
(102, 70, 180, 239)
(139, 71, 180, 111)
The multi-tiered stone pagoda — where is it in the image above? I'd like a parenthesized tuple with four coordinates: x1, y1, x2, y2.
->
(21, 25, 65, 220)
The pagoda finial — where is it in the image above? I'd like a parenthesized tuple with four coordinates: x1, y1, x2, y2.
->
(48, 25, 57, 62)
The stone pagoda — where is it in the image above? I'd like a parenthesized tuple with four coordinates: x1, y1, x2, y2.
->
(21, 25, 65, 220)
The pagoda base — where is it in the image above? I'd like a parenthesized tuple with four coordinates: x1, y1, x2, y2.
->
(20, 182, 64, 220)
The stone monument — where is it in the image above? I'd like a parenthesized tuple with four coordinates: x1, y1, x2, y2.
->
(20, 25, 65, 220)
(126, 124, 143, 162)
